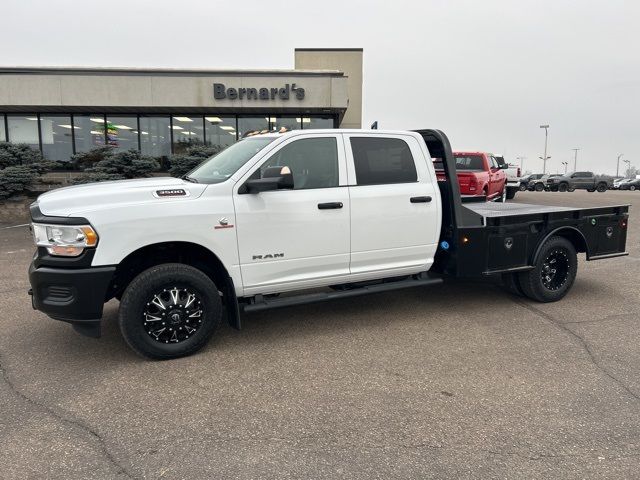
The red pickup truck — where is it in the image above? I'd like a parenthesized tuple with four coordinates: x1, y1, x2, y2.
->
(436, 151, 508, 202)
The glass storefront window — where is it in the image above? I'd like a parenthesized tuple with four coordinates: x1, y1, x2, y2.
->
(0, 115, 6, 142)
(172, 116, 204, 154)
(6, 115, 40, 151)
(238, 116, 269, 138)
(271, 116, 301, 131)
(205, 116, 236, 150)
(302, 116, 335, 129)
(74, 115, 106, 153)
(140, 116, 171, 160)
(106, 116, 139, 152)
(40, 115, 74, 162)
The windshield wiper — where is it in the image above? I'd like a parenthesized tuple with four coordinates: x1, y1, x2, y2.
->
(183, 175, 199, 183)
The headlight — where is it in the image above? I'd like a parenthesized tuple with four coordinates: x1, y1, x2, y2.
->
(31, 224, 98, 257)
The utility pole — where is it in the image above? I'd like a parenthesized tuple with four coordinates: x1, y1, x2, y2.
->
(572, 148, 580, 171)
(539, 125, 550, 173)
(617, 153, 624, 177)
(561, 161, 568, 174)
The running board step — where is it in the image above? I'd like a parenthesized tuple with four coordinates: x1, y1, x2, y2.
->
(242, 274, 444, 313)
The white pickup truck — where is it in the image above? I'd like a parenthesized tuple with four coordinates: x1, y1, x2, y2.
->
(28, 129, 630, 359)
(494, 155, 522, 199)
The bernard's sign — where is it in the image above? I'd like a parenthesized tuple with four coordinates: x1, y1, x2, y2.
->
(213, 83, 305, 101)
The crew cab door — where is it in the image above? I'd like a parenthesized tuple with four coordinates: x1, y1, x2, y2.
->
(344, 134, 441, 275)
(233, 134, 350, 295)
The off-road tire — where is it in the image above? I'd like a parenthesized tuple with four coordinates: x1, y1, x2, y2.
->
(518, 236, 577, 302)
(119, 263, 222, 359)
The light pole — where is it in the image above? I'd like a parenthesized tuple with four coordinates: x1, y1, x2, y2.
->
(623, 159, 631, 177)
(572, 148, 580, 171)
(539, 125, 550, 173)
(561, 161, 568, 174)
(617, 154, 624, 177)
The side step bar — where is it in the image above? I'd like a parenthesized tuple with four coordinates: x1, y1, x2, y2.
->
(242, 273, 444, 313)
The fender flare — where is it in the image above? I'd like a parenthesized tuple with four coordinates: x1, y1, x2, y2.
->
(531, 226, 589, 265)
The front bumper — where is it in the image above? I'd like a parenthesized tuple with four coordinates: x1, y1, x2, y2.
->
(29, 261, 115, 324)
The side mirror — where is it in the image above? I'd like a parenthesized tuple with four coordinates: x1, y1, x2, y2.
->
(499, 164, 509, 169)
(244, 166, 294, 193)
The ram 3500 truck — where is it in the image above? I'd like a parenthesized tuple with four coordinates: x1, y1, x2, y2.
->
(28, 129, 630, 359)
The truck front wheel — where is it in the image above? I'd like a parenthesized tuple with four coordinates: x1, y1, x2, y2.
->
(518, 236, 577, 302)
(119, 263, 222, 359)
(506, 187, 517, 199)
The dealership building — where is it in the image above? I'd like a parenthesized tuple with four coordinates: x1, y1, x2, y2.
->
(0, 48, 362, 165)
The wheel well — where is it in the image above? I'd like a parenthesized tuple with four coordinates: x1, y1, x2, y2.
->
(110, 242, 231, 301)
(533, 227, 588, 263)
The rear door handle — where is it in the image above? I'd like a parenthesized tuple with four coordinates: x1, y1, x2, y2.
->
(410, 196, 432, 203)
(318, 202, 344, 210)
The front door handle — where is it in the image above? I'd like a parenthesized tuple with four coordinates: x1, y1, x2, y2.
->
(410, 196, 432, 203)
(318, 202, 344, 210)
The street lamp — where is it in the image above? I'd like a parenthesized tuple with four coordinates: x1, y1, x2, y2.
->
(539, 125, 550, 173)
(617, 154, 624, 177)
(572, 148, 580, 171)
(561, 161, 568, 174)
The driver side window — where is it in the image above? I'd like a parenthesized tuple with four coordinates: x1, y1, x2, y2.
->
(255, 137, 339, 190)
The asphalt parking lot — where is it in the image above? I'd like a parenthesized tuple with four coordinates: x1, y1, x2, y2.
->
(1, 190, 638, 479)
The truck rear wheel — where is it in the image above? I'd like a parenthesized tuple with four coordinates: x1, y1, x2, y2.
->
(518, 236, 577, 302)
(119, 263, 222, 359)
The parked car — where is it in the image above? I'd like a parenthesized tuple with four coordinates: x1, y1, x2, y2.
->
(526, 173, 547, 191)
(612, 178, 630, 189)
(493, 155, 521, 199)
(546, 171, 611, 192)
(27, 128, 630, 359)
(619, 178, 640, 191)
(435, 151, 508, 201)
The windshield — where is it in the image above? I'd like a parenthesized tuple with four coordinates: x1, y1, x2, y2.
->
(454, 154, 484, 171)
(187, 137, 276, 184)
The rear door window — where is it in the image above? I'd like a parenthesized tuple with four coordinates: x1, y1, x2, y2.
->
(350, 137, 417, 185)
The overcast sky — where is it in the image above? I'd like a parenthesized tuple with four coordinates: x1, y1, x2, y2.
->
(2, 0, 638, 175)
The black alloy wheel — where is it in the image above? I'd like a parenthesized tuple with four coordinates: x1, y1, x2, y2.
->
(119, 263, 222, 359)
(143, 287, 204, 344)
(518, 236, 577, 302)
